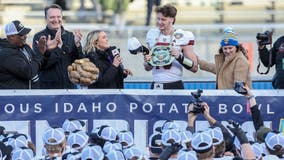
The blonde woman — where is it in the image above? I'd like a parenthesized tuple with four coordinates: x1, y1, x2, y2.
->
(83, 30, 132, 89)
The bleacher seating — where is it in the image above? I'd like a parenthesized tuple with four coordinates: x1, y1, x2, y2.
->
(1, 0, 284, 25)
(0, 0, 283, 85)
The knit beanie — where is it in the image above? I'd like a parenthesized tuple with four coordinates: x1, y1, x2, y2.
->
(220, 27, 239, 47)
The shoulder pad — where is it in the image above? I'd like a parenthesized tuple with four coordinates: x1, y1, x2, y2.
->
(146, 28, 160, 49)
(173, 29, 195, 46)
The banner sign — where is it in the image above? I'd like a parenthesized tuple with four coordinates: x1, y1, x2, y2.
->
(0, 89, 283, 156)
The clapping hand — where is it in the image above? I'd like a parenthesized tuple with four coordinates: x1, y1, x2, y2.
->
(74, 29, 82, 47)
(46, 28, 62, 50)
(55, 28, 63, 48)
(36, 35, 47, 54)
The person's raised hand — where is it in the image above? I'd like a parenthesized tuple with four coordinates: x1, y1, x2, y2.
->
(201, 102, 210, 118)
(188, 103, 198, 120)
(55, 28, 63, 48)
(242, 85, 253, 99)
(36, 35, 47, 54)
(46, 35, 57, 51)
(112, 55, 122, 67)
(74, 29, 82, 47)
(227, 120, 249, 144)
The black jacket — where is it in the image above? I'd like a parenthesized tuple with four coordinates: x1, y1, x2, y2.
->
(33, 26, 83, 89)
(85, 48, 126, 89)
(0, 38, 43, 89)
(259, 36, 284, 89)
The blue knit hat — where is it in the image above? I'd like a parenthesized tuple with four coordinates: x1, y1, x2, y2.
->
(220, 27, 238, 47)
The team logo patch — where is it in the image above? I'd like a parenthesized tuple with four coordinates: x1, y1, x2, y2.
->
(174, 32, 184, 40)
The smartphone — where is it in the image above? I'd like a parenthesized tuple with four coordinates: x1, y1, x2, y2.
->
(233, 81, 247, 95)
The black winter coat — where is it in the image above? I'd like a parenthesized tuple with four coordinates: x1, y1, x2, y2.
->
(85, 48, 126, 89)
(0, 38, 43, 89)
(259, 36, 284, 89)
(33, 26, 83, 89)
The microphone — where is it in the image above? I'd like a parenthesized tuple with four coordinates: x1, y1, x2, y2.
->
(109, 46, 124, 69)
(110, 46, 120, 58)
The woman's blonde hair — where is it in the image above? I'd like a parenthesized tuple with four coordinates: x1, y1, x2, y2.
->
(83, 30, 103, 54)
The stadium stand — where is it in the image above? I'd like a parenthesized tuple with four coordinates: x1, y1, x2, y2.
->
(0, 0, 283, 89)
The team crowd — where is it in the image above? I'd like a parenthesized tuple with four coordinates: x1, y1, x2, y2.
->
(0, 86, 283, 159)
